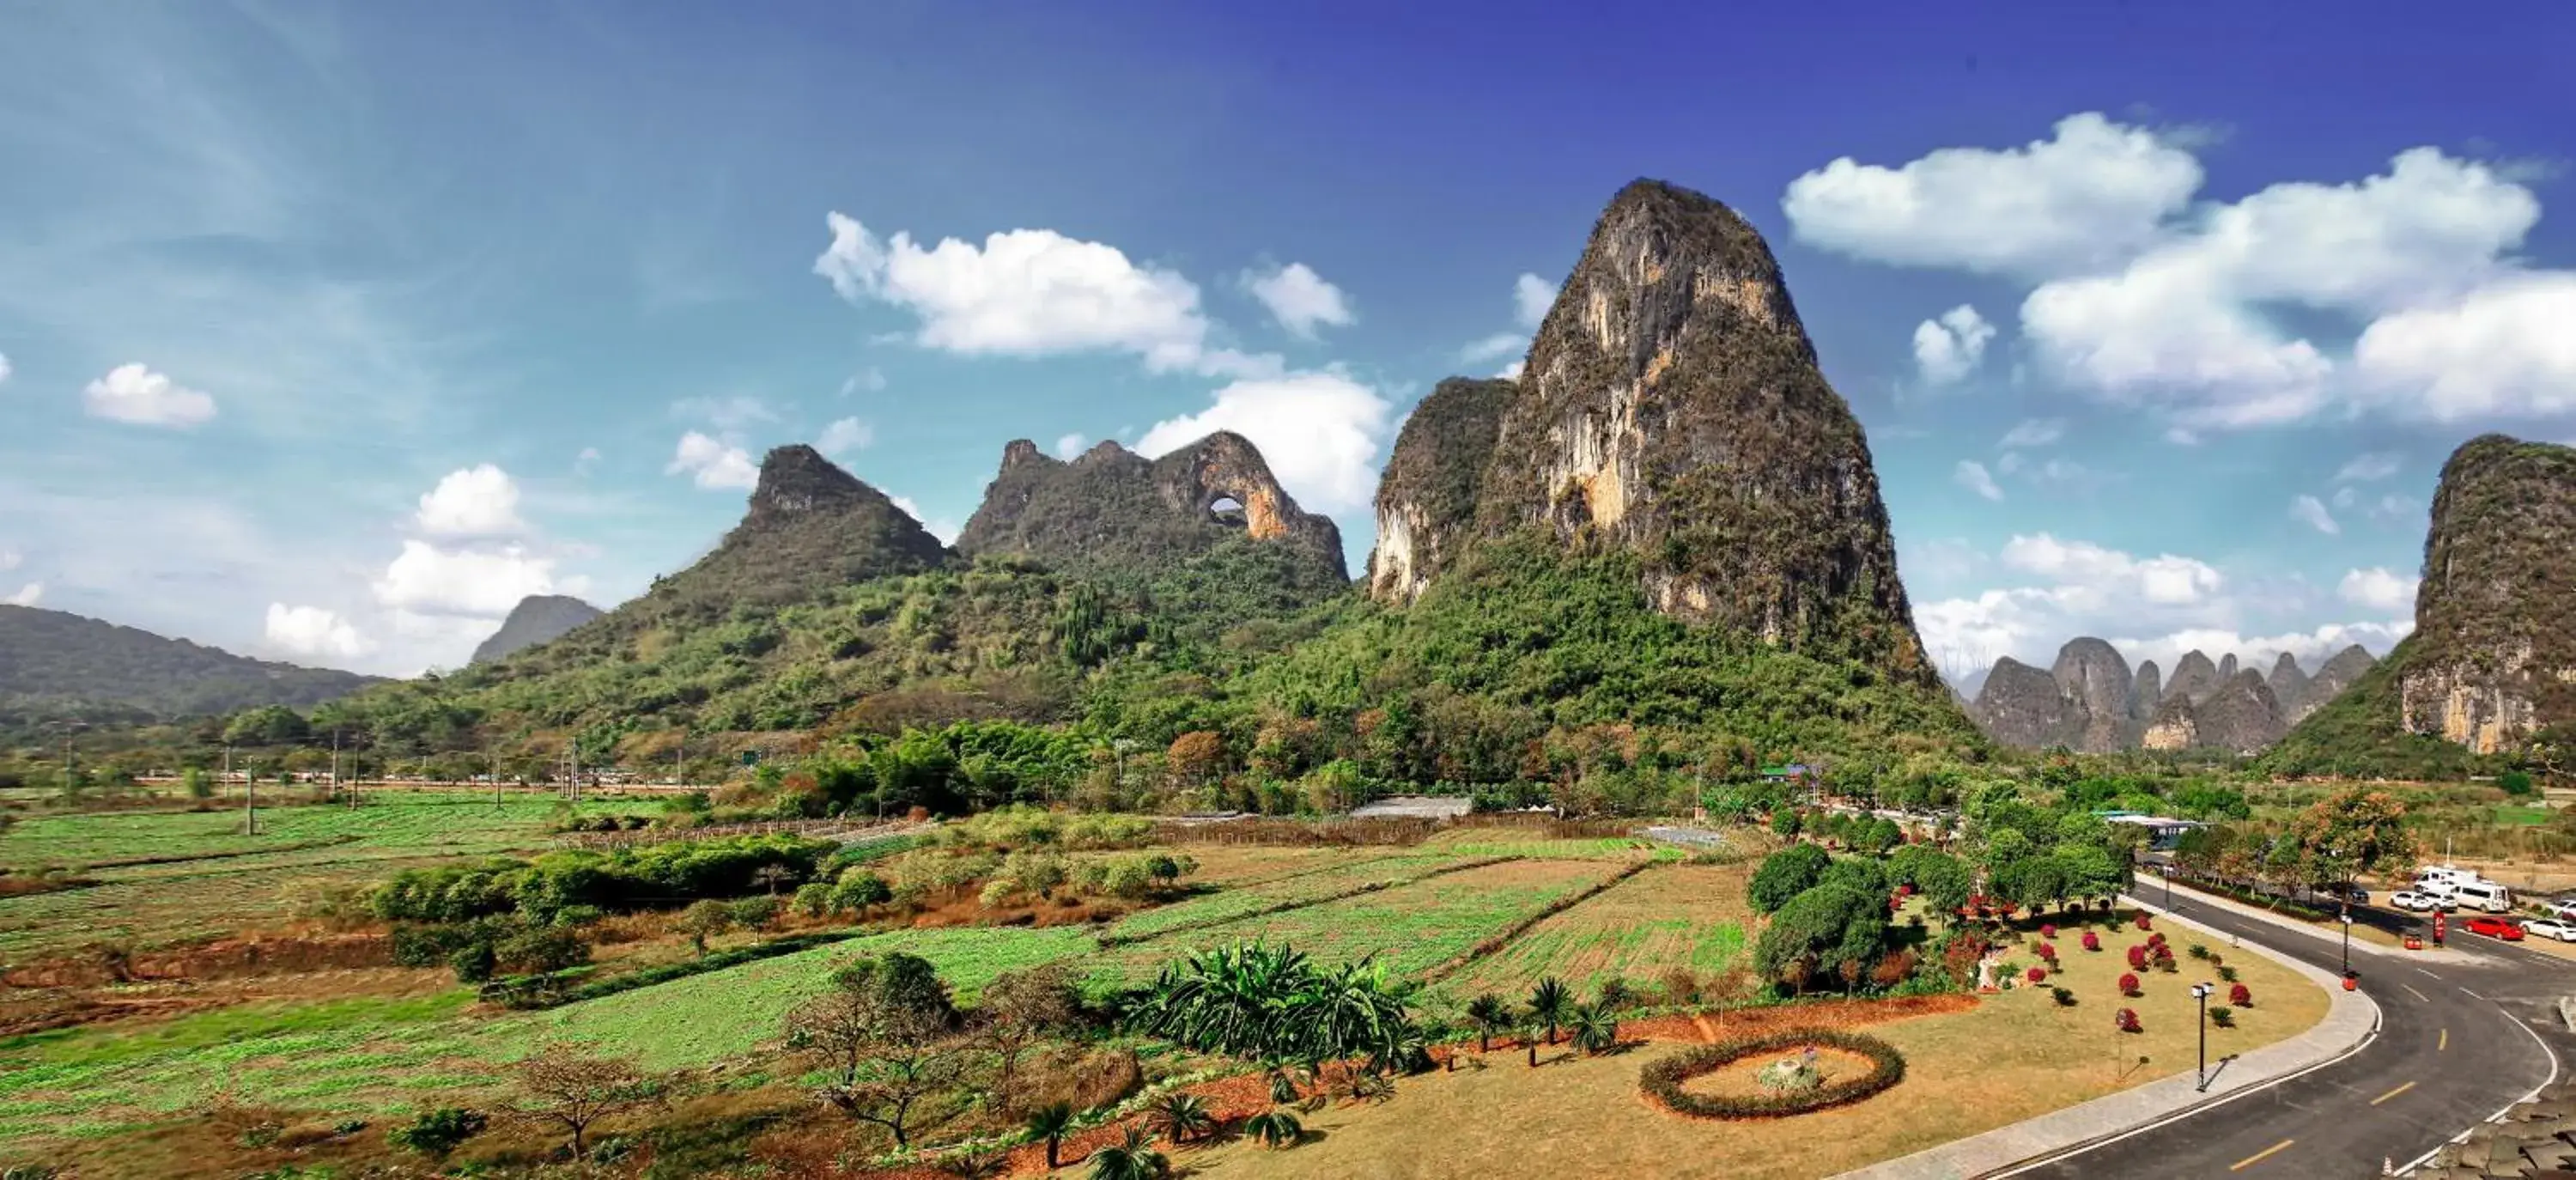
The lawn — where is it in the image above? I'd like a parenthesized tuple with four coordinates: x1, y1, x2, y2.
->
(0, 791, 646, 868)
(1181, 908, 2330, 1180)
(1431, 861, 1752, 1007)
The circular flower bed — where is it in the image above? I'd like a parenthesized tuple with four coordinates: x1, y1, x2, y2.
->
(1640, 1030, 1906, 1119)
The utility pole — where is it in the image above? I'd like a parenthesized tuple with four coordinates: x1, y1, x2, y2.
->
(490, 743, 502, 807)
(244, 751, 258, 836)
(331, 729, 342, 804)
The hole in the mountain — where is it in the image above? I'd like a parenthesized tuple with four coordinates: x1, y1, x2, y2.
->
(1208, 496, 1249, 528)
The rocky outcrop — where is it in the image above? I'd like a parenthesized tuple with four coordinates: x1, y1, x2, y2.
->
(632, 445, 951, 618)
(2195, 671, 2289, 753)
(2050, 638, 2134, 752)
(1367, 378, 1516, 602)
(2130, 660, 2163, 721)
(957, 433, 1346, 591)
(1971, 657, 2075, 748)
(2141, 695, 2197, 752)
(1400, 179, 1929, 682)
(2267, 653, 2312, 718)
(2165, 650, 2222, 705)
(471, 595, 605, 665)
(2394, 435, 2576, 752)
(2217, 653, 2239, 683)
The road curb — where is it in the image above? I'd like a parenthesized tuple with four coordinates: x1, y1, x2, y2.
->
(1833, 897, 2381, 1180)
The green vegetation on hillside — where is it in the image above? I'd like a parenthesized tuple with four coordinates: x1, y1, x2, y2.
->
(0, 605, 378, 739)
(2258, 637, 2500, 781)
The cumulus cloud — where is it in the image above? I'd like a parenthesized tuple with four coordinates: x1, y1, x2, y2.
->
(889, 496, 959, 544)
(1783, 113, 2202, 277)
(2334, 453, 2403, 483)
(2352, 273, 2576, 418)
(1244, 262, 1355, 338)
(264, 603, 373, 660)
(1913, 305, 1996, 384)
(414, 465, 527, 539)
(1953, 459, 2004, 502)
(1998, 418, 2066, 448)
(1514, 273, 1556, 329)
(813, 212, 1276, 380)
(4, 583, 39, 607)
(82, 363, 217, 428)
(370, 540, 567, 617)
(665, 431, 759, 491)
(2289, 494, 2341, 534)
(1137, 371, 1393, 514)
(1459, 332, 1526, 363)
(2339, 567, 2421, 612)
(1052, 433, 1087, 459)
(817, 417, 875, 456)
(840, 368, 889, 396)
(1496, 359, 1526, 380)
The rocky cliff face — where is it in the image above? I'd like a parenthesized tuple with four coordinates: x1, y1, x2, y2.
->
(2165, 650, 2222, 704)
(2294, 644, 2377, 723)
(635, 445, 951, 619)
(1971, 657, 2074, 748)
(2395, 435, 2576, 752)
(2130, 660, 2162, 721)
(2195, 671, 2289, 753)
(1396, 179, 1929, 681)
(2141, 695, 2197, 751)
(2050, 637, 2136, 752)
(471, 595, 605, 665)
(2267, 653, 2312, 718)
(1367, 378, 1516, 602)
(957, 432, 1346, 591)
(1970, 639, 2373, 753)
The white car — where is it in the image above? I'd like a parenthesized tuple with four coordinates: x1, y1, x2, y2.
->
(2391, 890, 2447, 912)
(2545, 900, 2576, 922)
(2524, 917, 2576, 942)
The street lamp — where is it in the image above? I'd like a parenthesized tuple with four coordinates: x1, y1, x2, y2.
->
(2339, 906, 2354, 978)
(2190, 982, 2215, 1091)
(2162, 862, 2174, 909)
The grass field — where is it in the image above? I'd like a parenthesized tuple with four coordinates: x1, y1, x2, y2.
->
(1431, 861, 1751, 1003)
(0, 791, 646, 868)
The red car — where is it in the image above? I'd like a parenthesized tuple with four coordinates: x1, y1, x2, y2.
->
(2466, 915, 2525, 941)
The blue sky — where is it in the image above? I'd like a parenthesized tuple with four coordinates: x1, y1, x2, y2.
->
(2, 0, 2571, 678)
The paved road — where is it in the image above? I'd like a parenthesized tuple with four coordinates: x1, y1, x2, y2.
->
(2009, 893, 2575, 1179)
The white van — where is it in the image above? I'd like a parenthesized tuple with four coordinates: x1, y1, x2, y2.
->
(2451, 880, 2514, 913)
(2418, 866, 2476, 890)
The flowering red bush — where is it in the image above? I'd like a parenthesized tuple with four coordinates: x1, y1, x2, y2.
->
(2118, 972, 2142, 997)
(2116, 1007, 2142, 1033)
(2147, 932, 2166, 948)
(2026, 966, 2046, 984)
(2154, 945, 2178, 973)
(2126, 945, 2148, 970)
(2136, 913, 2153, 931)
(2037, 941, 2057, 960)
(2230, 982, 2252, 1007)
(2039, 923, 2057, 940)
(2081, 931, 2102, 952)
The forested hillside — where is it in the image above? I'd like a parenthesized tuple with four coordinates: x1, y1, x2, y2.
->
(0, 605, 379, 737)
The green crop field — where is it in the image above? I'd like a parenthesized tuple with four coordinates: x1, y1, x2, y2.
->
(1099, 852, 1461, 942)
(0, 791, 646, 868)
(1431, 861, 1751, 1003)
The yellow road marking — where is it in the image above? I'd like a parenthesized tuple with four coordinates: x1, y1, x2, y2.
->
(2232, 1140, 2295, 1171)
(2439, 1027, 2449, 1051)
(2371, 1081, 2416, 1105)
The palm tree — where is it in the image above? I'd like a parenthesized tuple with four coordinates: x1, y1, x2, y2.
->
(1524, 1017, 1544, 1067)
(1243, 1108, 1303, 1149)
(1465, 993, 1511, 1053)
(1571, 1002, 1618, 1055)
(1025, 1102, 1077, 1170)
(1087, 1126, 1171, 1180)
(1264, 1062, 1303, 1105)
(1528, 976, 1571, 1045)
(1144, 1092, 1214, 1145)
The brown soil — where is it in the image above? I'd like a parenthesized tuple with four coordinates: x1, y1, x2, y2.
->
(2, 932, 396, 988)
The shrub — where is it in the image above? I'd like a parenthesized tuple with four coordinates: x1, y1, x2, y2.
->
(1747, 844, 1833, 914)
(792, 882, 833, 917)
(2217, 964, 2239, 983)
(830, 869, 893, 911)
(2187, 943, 2210, 960)
(2050, 986, 2075, 1007)
(2081, 930, 2101, 952)
(2136, 913, 2152, 931)
(2117, 972, 2141, 997)
(2024, 967, 2046, 985)
(2209, 1007, 2235, 1028)
(2229, 982, 2252, 1007)
(2035, 941, 2057, 963)
(1243, 1109, 1303, 1149)
(727, 895, 783, 931)
(1641, 1031, 1906, 1118)
(2038, 923, 2057, 940)
(2126, 945, 2148, 970)
(2115, 1007, 2142, 1033)
(387, 1109, 486, 1160)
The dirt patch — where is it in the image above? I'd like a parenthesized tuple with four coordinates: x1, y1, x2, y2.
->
(3, 932, 394, 988)
(1675, 1045, 1881, 1102)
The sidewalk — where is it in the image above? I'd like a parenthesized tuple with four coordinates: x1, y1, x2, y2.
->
(1838, 897, 2381, 1180)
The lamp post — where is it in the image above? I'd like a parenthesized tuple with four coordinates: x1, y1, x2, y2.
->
(2340, 906, 2354, 978)
(2190, 982, 2215, 1091)
(2162, 862, 2174, 909)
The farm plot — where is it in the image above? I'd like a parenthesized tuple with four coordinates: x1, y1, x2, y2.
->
(1100, 851, 1467, 944)
(1412, 830, 1685, 861)
(1431, 862, 1752, 1003)
(1101, 857, 1625, 984)
(0, 854, 462, 960)
(0, 793, 638, 868)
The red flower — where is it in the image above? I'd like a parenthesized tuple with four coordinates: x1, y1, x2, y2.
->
(2126, 945, 2148, 970)
(2026, 966, 2047, 984)
(2039, 923, 2057, 939)
(2118, 972, 2141, 996)
(2230, 982, 2252, 1007)
(2037, 941, 2057, 960)
(2081, 931, 2102, 952)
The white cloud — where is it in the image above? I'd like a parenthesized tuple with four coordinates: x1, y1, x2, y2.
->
(1497, 359, 1526, 380)
(1997, 418, 2067, 448)
(1514, 273, 1556, 330)
(82, 362, 217, 428)
(1459, 332, 1527, 363)
(2001, 533, 2222, 606)
(672, 395, 777, 430)
(2289, 494, 2341, 534)
(1137, 370, 1393, 514)
(1912, 305, 1996, 384)
(665, 431, 759, 491)
(4, 583, 39, 607)
(1953, 459, 2004, 502)
(2339, 567, 2421, 613)
(574, 447, 602, 476)
(414, 464, 527, 539)
(889, 496, 959, 544)
(1052, 433, 1087, 459)
(2109, 621, 2414, 678)
(1244, 262, 1355, 338)
(0, 351, 11, 384)
(840, 368, 889, 396)
(1783, 113, 2202, 277)
(2352, 274, 2576, 419)
(813, 211, 1276, 380)
(370, 540, 566, 617)
(817, 417, 875, 456)
(2333, 453, 2403, 483)
(0, 549, 18, 572)
(264, 603, 373, 660)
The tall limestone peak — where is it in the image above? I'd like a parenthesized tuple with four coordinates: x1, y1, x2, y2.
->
(2166, 650, 2222, 704)
(470, 595, 605, 665)
(2217, 653, 2239, 682)
(2396, 435, 2576, 751)
(2303, 644, 2378, 718)
(2050, 637, 2136, 753)
(639, 445, 950, 618)
(1971, 656, 2075, 748)
(2268, 652, 2312, 718)
(956, 432, 1346, 592)
(2197, 670, 2289, 753)
(1368, 377, 1516, 603)
(1451, 178, 1929, 681)
(2130, 660, 2163, 721)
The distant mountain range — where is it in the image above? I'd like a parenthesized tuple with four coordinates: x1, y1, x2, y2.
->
(1961, 639, 2376, 755)
(0, 604, 380, 728)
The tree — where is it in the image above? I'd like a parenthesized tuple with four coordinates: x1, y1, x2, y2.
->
(1571, 1003, 1618, 1055)
(509, 1045, 664, 1160)
(1865, 816, 1904, 855)
(786, 952, 969, 1148)
(979, 962, 1082, 1104)
(1747, 843, 1832, 914)
(1086, 1125, 1171, 1180)
(387, 1108, 485, 1162)
(1166, 731, 1227, 792)
(1752, 884, 1887, 994)
(1243, 1108, 1303, 1149)
(181, 767, 214, 800)
(1144, 1092, 1214, 1145)
(1125, 942, 1414, 1067)
(2288, 787, 2418, 895)
(677, 898, 732, 957)
(1025, 1102, 1077, 1170)
(1465, 993, 1510, 1053)
(1528, 977, 1572, 1045)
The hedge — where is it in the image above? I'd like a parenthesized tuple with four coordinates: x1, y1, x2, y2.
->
(479, 930, 866, 1010)
(1640, 1030, 1905, 1119)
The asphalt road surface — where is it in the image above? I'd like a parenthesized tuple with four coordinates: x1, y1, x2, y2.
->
(2008, 891, 2574, 1179)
